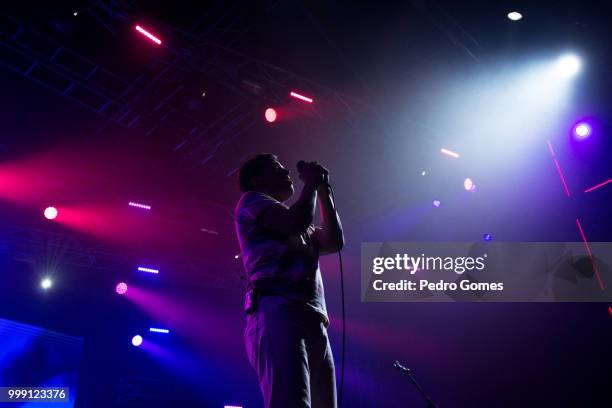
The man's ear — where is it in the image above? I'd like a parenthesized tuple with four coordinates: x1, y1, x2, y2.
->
(251, 175, 264, 190)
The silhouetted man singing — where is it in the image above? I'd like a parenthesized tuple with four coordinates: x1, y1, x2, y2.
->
(235, 154, 344, 408)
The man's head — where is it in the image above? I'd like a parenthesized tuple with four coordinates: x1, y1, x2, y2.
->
(238, 153, 294, 201)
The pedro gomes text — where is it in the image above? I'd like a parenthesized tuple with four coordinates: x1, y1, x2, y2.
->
(371, 254, 504, 292)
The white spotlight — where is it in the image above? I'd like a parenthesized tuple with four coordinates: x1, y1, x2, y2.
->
(41, 277, 53, 290)
(464, 178, 474, 191)
(507, 11, 522, 21)
(555, 54, 581, 77)
(132, 335, 143, 347)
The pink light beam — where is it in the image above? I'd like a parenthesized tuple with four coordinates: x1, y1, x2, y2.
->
(289, 91, 313, 103)
(584, 178, 612, 193)
(135, 25, 162, 45)
(546, 140, 571, 197)
(575, 218, 605, 291)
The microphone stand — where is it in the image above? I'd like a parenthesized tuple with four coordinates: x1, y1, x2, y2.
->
(394, 360, 438, 408)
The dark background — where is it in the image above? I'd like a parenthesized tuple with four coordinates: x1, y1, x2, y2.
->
(1, 1, 611, 407)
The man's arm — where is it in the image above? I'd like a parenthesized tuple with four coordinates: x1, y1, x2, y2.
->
(258, 183, 318, 235)
(313, 183, 345, 255)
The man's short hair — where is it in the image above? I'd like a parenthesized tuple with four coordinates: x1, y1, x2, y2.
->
(238, 153, 277, 192)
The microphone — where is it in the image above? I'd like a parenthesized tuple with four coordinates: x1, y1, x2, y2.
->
(297, 160, 330, 186)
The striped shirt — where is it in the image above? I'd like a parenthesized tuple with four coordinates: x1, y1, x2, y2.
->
(234, 191, 328, 325)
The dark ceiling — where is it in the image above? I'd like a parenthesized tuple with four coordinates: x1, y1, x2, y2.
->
(2, 0, 611, 279)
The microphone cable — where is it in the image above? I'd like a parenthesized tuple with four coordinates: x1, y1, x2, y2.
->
(327, 184, 345, 407)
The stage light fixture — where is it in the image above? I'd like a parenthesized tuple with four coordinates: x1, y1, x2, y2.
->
(289, 91, 313, 103)
(573, 123, 591, 140)
(132, 335, 143, 347)
(116, 282, 128, 295)
(135, 25, 162, 45)
(483, 233, 493, 241)
(44, 206, 58, 220)
(421, 170, 427, 176)
(440, 148, 460, 158)
(265, 108, 277, 123)
(138, 266, 159, 274)
(507, 11, 522, 21)
(224, 405, 243, 408)
(41, 277, 53, 290)
(149, 328, 170, 334)
(432, 200, 441, 208)
(555, 54, 581, 77)
(128, 201, 151, 210)
(464, 178, 474, 191)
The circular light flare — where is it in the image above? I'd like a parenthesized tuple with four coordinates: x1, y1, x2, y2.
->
(132, 335, 143, 347)
(265, 108, 277, 123)
(44, 206, 58, 220)
(41, 277, 53, 290)
(116, 282, 128, 295)
(464, 178, 474, 191)
(555, 54, 581, 77)
(573, 123, 591, 139)
(432, 200, 441, 208)
(507, 11, 522, 21)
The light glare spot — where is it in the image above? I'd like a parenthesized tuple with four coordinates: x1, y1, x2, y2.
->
(41, 277, 53, 289)
(507, 12, 522, 21)
(555, 54, 581, 77)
